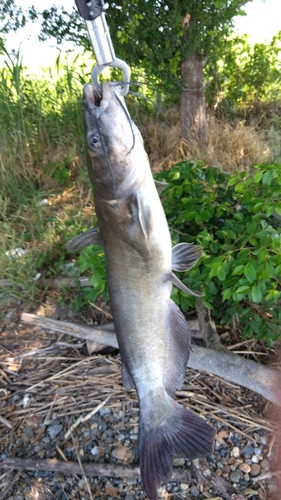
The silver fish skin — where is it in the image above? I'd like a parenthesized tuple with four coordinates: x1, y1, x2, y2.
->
(83, 82, 215, 500)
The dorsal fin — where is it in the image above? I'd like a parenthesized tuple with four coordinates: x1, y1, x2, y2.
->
(172, 242, 202, 272)
(166, 271, 204, 297)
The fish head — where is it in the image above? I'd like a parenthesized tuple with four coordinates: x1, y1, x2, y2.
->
(83, 82, 145, 200)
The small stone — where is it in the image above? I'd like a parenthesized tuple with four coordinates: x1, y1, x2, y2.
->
(180, 483, 189, 491)
(90, 446, 100, 457)
(258, 489, 266, 499)
(190, 485, 199, 495)
(228, 457, 236, 465)
(243, 445, 254, 455)
(250, 463, 261, 476)
(216, 469, 222, 476)
(221, 465, 230, 474)
(260, 435, 268, 445)
(78, 479, 86, 489)
(260, 458, 270, 469)
(112, 445, 132, 461)
(105, 486, 118, 497)
(232, 446, 240, 458)
(254, 447, 261, 455)
(130, 434, 138, 440)
(173, 458, 185, 466)
(48, 424, 63, 440)
(251, 455, 259, 463)
(5, 310, 14, 319)
(229, 470, 243, 483)
(239, 463, 251, 473)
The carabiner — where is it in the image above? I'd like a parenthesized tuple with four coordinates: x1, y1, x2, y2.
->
(91, 58, 131, 96)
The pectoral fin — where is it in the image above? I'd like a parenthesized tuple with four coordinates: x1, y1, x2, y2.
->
(66, 227, 104, 252)
(172, 243, 202, 272)
(133, 191, 152, 242)
(154, 180, 168, 194)
(166, 271, 204, 297)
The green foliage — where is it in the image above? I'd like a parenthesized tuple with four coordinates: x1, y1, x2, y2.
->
(156, 161, 281, 345)
(206, 32, 281, 119)
(75, 244, 108, 307)
(27, 1, 249, 98)
(0, 1, 26, 34)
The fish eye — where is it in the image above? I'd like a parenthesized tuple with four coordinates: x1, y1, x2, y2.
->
(88, 133, 101, 150)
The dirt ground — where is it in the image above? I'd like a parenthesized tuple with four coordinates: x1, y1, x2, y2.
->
(0, 295, 280, 500)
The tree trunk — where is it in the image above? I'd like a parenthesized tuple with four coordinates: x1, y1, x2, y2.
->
(180, 52, 207, 144)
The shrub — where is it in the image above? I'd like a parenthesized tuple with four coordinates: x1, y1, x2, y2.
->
(156, 161, 281, 345)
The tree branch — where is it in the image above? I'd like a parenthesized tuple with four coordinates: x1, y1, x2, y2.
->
(20, 313, 280, 406)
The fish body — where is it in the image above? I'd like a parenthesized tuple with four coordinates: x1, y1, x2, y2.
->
(83, 82, 215, 500)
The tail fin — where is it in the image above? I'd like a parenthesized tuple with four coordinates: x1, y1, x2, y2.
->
(139, 397, 215, 500)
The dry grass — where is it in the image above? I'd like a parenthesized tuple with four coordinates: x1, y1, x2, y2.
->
(140, 113, 276, 173)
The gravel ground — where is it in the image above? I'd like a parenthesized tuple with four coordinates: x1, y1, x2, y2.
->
(0, 297, 279, 500)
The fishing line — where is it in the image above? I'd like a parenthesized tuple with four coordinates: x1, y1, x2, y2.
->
(109, 80, 165, 118)
(113, 90, 136, 156)
(89, 106, 119, 208)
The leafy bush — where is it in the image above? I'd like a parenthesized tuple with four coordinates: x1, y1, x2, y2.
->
(156, 161, 281, 345)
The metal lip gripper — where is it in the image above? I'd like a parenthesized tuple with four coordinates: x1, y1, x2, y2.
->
(75, 0, 130, 96)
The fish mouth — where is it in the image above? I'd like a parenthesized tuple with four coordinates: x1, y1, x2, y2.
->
(83, 83, 102, 110)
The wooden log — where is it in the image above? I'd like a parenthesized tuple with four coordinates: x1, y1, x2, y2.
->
(21, 313, 118, 349)
(20, 313, 281, 406)
(0, 277, 91, 289)
(2, 457, 191, 482)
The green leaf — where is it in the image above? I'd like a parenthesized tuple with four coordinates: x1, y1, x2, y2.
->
(234, 182, 245, 193)
(262, 171, 272, 185)
(200, 209, 211, 222)
(251, 285, 263, 303)
(217, 265, 226, 281)
(236, 285, 250, 294)
(222, 288, 232, 301)
(228, 175, 239, 186)
(232, 265, 245, 275)
(244, 261, 257, 282)
(253, 171, 263, 183)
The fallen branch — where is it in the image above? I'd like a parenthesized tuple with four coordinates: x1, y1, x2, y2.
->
(21, 313, 281, 406)
(21, 313, 118, 348)
(0, 277, 91, 289)
(2, 457, 191, 482)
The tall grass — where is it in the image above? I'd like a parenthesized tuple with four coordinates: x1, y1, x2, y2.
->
(0, 46, 280, 302)
(0, 49, 93, 300)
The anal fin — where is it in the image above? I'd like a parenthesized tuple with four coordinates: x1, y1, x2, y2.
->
(164, 300, 191, 394)
(121, 363, 135, 390)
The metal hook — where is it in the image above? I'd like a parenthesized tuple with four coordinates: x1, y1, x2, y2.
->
(91, 58, 131, 96)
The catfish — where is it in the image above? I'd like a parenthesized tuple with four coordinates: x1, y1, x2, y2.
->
(71, 82, 215, 500)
